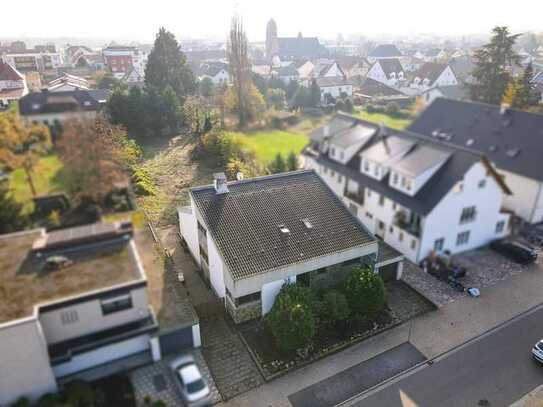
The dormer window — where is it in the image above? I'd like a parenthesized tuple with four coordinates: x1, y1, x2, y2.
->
(392, 172, 398, 185)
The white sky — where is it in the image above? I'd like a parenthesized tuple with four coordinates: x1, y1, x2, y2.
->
(1, 0, 541, 43)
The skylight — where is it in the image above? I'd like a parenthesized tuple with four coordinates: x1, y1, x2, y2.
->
(302, 218, 313, 229)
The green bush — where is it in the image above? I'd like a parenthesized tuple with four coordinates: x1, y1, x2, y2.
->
(267, 284, 316, 352)
(10, 397, 30, 407)
(132, 167, 156, 196)
(385, 102, 400, 116)
(344, 266, 385, 320)
(64, 380, 95, 407)
(37, 393, 63, 407)
(335, 99, 346, 112)
(150, 401, 167, 407)
(318, 290, 350, 326)
(344, 99, 354, 113)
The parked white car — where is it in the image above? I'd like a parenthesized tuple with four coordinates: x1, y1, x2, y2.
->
(532, 340, 543, 363)
(170, 354, 211, 406)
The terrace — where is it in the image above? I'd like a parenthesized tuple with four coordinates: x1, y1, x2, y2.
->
(0, 227, 143, 324)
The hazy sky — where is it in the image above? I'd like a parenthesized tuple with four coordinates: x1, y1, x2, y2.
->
(2, 0, 541, 43)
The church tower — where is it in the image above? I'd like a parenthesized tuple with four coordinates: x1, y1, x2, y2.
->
(266, 19, 279, 61)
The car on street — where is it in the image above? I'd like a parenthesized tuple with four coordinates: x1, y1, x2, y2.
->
(490, 239, 538, 265)
(532, 340, 543, 363)
(170, 354, 211, 407)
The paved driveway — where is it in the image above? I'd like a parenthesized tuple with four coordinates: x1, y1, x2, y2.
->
(287, 342, 425, 407)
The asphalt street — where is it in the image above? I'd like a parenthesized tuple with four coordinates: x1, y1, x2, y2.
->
(352, 305, 543, 407)
(288, 342, 425, 407)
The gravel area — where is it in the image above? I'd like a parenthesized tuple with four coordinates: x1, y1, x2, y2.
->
(401, 246, 542, 307)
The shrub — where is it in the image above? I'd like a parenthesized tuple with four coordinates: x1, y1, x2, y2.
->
(151, 401, 167, 407)
(269, 153, 287, 174)
(344, 99, 354, 113)
(267, 284, 316, 352)
(385, 101, 400, 116)
(335, 99, 346, 112)
(10, 397, 30, 407)
(344, 266, 385, 320)
(64, 380, 95, 407)
(37, 393, 63, 407)
(132, 167, 156, 196)
(318, 289, 350, 327)
(286, 151, 298, 171)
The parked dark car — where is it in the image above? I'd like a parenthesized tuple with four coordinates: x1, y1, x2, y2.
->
(521, 222, 543, 246)
(490, 239, 538, 265)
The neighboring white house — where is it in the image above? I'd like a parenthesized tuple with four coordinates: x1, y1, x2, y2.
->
(2, 51, 63, 73)
(309, 60, 345, 79)
(316, 76, 353, 102)
(303, 113, 512, 263)
(366, 59, 406, 87)
(419, 85, 467, 106)
(410, 99, 543, 224)
(0, 223, 158, 406)
(178, 171, 403, 323)
(200, 62, 230, 85)
(0, 61, 28, 108)
(410, 63, 458, 92)
(295, 59, 315, 79)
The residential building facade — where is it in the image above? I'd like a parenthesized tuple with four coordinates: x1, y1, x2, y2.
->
(303, 114, 512, 263)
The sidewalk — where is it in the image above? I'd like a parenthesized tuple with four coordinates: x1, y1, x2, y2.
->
(510, 385, 543, 407)
(223, 262, 543, 407)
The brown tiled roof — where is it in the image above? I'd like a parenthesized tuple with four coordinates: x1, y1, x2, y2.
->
(191, 171, 376, 280)
(0, 61, 24, 81)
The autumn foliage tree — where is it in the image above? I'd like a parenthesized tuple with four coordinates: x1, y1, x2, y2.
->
(0, 111, 51, 197)
(58, 116, 131, 203)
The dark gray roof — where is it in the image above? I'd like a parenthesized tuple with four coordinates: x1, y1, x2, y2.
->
(369, 44, 402, 58)
(190, 170, 376, 280)
(409, 98, 543, 182)
(276, 65, 299, 77)
(413, 63, 448, 85)
(425, 48, 443, 57)
(391, 144, 451, 177)
(361, 135, 415, 164)
(316, 76, 352, 87)
(277, 37, 328, 59)
(449, 55, 475, 81)
(376, 241, 403, 264)
(201, 62, 228, 77)
(19, 90, 100, 115)
(377, 59, 405, 79)
(310, 114, 361, 143)
(87, 89, 111, 104)
(307, 114, 484, 215)
(331, 123, 377, 148)
(355, 77, 405, 97)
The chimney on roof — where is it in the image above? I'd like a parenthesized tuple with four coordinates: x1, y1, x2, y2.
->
(213, 172, 229, 194)
(500, 103, 510, 116)
(323, 125, 330, 137)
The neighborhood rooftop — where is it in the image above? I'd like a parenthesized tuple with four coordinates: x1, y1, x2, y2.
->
(0, 223, 143, 324)
(409, 98, 543, 182)
(190, 170, 376, 280)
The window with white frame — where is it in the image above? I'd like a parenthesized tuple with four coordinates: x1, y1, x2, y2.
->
(495, 220, 505, 233)
(434, 238, 445, 251)
(60, 309, 79, 325)
(456, 231, 470, 246)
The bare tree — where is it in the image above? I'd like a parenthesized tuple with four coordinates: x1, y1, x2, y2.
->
(227, 15, 252, 128)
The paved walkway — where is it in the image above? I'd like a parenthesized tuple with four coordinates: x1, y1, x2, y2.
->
(510, 385, 543, 407)
(223, 256, 543, 407)
(200, 316, 264, 401)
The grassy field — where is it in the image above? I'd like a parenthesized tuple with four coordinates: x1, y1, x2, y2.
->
(351, 110, 412, 130)
(235, 130, 310, 164)
(9, 155, 65, 210)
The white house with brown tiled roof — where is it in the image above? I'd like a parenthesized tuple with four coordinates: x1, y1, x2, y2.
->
(0, 61, 28, 107)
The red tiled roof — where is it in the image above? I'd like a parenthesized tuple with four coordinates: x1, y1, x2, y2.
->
(0, 62, 24, 81)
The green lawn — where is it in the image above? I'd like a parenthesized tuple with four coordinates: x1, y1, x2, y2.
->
(351, 110, 412, 130)
(234, 130, 310, 164)
(9, 155, 65, 209)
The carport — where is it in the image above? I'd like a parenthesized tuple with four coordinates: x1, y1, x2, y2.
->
(375, 242, 404, 281)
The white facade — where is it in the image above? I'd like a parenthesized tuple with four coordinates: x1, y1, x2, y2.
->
(320, 84, 353, 101)
(500, 169, 543, 223)
(305, 156, 510, 264)
(411, 66, 458, 91)
(366, 62, 404, 87)
(201, 69, 229, 85)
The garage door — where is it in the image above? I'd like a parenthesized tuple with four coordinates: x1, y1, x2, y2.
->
(53, 334, 151, 378)
(378, 263, 398, 282)
(159, 327, 193, 356)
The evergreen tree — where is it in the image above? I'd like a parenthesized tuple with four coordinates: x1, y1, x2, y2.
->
(286, 151, 298, 171)
(145, 27, 196, 100)
(199, 77, 214, 98)
(469, 26, 521, 105)
(270, 153, 287, 173)
(286, 79, 299, 100)
(309, 79, 321, 107)
(0, 183, 27, 233)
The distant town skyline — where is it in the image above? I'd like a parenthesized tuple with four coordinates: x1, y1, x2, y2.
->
(2, 0, 541, 44)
